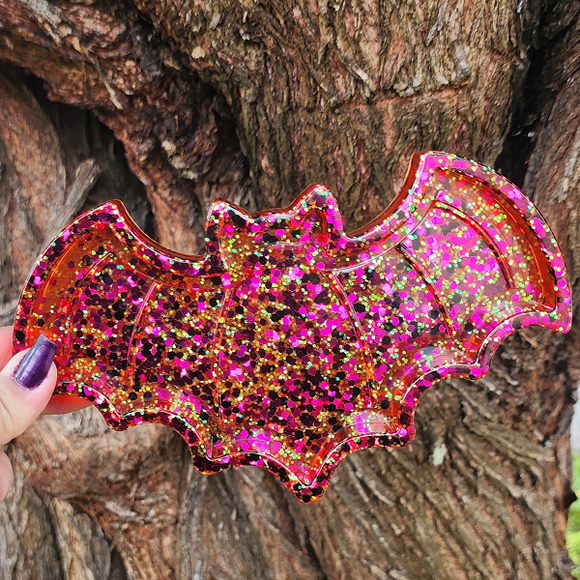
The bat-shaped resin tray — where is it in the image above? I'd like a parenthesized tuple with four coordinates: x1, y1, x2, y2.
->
(14, 152, 572, 502)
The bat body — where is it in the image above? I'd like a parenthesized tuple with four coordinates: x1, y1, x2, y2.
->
(14, 152, 571, 502)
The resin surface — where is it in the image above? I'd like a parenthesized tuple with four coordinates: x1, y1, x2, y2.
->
(14, 152, 571, 502)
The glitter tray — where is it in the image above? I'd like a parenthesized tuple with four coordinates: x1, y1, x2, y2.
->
(14, 152, 571, 502)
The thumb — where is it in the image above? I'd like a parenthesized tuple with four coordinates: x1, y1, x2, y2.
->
(0, 334, 57, 446)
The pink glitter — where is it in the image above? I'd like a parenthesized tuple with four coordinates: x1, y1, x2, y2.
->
(13, 151, 572, 503)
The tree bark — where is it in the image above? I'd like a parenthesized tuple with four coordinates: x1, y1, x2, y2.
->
(0, 1, 579, 579)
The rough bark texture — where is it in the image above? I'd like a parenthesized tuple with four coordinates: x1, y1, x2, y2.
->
(0, 1, 579, 579)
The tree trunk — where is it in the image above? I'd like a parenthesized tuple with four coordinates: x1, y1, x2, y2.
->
(0, 1, 580, 579)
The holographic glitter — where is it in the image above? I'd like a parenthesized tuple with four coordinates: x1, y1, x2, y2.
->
(13, 152, 572, 502)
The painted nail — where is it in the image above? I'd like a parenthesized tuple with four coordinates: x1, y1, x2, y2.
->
(13, 334, 57, 390)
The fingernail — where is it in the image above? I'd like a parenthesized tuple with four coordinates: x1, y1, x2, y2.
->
(13, 334, 57, 390)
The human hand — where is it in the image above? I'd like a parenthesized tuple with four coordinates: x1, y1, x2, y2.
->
(0, 326, 89, 501)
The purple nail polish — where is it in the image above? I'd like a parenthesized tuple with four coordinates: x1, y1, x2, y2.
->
(13, 334, 57, 390)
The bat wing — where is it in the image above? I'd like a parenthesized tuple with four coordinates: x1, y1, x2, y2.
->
(319, 152, 572, 490)
(13, 203, 228, 472)
(14, 151, 571, 503)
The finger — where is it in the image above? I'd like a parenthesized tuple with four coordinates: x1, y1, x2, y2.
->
(2, 328, 90, 415)
(43, 395, 92, 415)
(0, 449, 14, 502)
(0, 326, 14, 371)
(0, 334, 57, 446)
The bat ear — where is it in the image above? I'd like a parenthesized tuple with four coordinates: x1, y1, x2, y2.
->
(204, 186, 346, 254)
(206, 199, 249, 229)
(280, 184, 344, 247)
(202, 199, 250, 260)
(291, 184, 345, 241)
